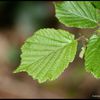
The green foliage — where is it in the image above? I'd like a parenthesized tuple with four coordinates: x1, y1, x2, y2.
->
(91, 1, 100, 9)
(55, 1, 99, 28)
(14, 1, 100, 83)
(85, 34, 100, 78)
(91, 1, 100, 22)
(14, 29, 77, 83)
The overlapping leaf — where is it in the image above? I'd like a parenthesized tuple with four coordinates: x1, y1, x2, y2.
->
(14, 28, 77, 83)
(91, 1, 100, 9)
(85, 34, 100, 78)
(55, 1, 99, 28)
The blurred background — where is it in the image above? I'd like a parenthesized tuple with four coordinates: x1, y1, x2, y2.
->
(0, 1, 99, 99)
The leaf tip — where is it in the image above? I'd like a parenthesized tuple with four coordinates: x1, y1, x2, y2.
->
(13, 66, 23, 74)
(13, 69, 19, 74)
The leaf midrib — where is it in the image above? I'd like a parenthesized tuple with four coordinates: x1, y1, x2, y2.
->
(23, 42, 74, 71)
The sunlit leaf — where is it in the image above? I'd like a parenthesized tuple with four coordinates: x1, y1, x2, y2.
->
(85, 34, 100, 78)
(14, 28, 77, 83)
(55, 1, 99, 28)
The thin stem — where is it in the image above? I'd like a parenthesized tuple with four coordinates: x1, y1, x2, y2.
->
(96, 27, 100, 35)
(76, 33, 88, 48)
(76, 35, 85, 41)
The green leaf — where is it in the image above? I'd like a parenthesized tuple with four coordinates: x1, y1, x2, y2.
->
(91, 2, 100, 22)
(85, 34, 100, 78)
(91, 1, 100, 9)
(14, 28, 77, 83)
(55, 1, 99, 28)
